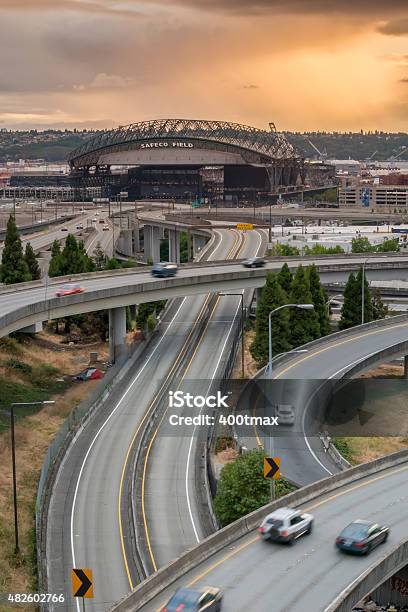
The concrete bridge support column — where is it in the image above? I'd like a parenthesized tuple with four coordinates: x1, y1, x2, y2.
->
(144, 224, 161, 263)
(133, 226, 141, 252)
(404, 355, 408, 378)
(192, 233, 207, 259)
(169, 228, 180, 264)
(109, 306, 126, 363)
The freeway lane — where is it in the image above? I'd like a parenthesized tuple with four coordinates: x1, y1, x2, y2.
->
(140, 462, 408, 612)
(268, 318, 408, 487)
(47, 229, 241, 611)
(141, 229, 266, 570)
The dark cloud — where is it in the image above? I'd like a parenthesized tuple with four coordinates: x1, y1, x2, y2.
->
(378, 18, 408, 36)
(0, 0, 142, 18)
(156, 0, 408, 16)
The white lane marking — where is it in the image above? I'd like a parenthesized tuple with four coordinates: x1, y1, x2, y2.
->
(185, 229, 263, 541)
(301, 348, 388, 476)
(70, 226, 223, 607)
(70, 298, 187, 611)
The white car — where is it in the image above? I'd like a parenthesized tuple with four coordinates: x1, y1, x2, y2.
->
(258, 507, 314, 544)
(276, 404, 295, 425)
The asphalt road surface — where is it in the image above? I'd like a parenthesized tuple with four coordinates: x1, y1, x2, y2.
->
(142, 229, 266, 571)
(46, 229, 251, 611)
(139, 462, 408, 612)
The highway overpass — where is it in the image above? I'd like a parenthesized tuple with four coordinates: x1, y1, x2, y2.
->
(2, 252, 408, 359)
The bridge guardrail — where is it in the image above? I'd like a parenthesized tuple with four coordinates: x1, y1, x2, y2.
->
(111, 449, 408, 612)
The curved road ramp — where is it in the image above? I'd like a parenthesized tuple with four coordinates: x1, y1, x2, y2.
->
(110, 450, 408, 612)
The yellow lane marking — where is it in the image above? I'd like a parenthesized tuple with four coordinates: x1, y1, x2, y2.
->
(141, 229, 248, 571)
(251, 319, 408, 446)
(154, 462, 408, 610)
(119, 228, 244, 587)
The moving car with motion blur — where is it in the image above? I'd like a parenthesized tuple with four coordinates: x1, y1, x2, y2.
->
(335, 520, 389, 555)
(102, 225, 109, 231)
(242, 257, 266, 268)
(276, 404, 295, 425)
(161, 586, 223, 611)
(55, 283, 84, 297)
(151, 262, 178, 278)
(258, 507, 313, 544)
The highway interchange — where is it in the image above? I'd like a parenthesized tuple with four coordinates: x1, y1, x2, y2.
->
(2, 211, 408, 611)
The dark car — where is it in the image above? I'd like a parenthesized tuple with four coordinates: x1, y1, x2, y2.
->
(336, 520, 389, 555)
(151, 262, 178, 278)
(161, 586, 222, 612)
(242, 257, 265, 268)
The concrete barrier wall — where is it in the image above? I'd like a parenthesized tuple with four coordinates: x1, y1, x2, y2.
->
(111, 449, 408, 612)
(325, 538, 408, 612)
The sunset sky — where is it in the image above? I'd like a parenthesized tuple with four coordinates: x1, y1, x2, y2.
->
(1, 0, 408, 131)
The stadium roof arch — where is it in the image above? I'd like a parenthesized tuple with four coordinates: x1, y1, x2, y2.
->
(68, 118, 302, 171)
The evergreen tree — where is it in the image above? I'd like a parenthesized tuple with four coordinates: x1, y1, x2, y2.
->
(24, 242, 41, 280)
(0, 215, 31, 284)
(49, 234, 95, 277)
(339, 272, 361, 329)
(51, 239, 61, 258)
(277, 263, 293, 294)
(92, 242, 107, 270)
(250, 272, 291, 367)
(289, 266, 320, 346)
(307, 264, 330, 336)
(372, 288, 388, 320)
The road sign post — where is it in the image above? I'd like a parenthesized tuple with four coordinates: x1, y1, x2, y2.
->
(72, 568, 93, 606)
(264, 457, 280, 502)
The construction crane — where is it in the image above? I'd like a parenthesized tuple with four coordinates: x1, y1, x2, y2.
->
(306, 139, 327, 161)
(365, 150, 378, 162)
(387, 146, 408, 162)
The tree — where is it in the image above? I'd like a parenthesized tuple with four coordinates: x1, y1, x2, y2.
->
(214, 450, 270, 526)
(372, 288, 388, 320)
(339, 269, 373, 329)
(92, 242, 107, 270)
(307, 264, 330, 336)
(105, 257, 120, 270)
(351, 236, 374, 253)
(268, 242, 300, 257)
(303, 244, 345, 255)
(49, 234, 95, 277)
(250, 273, 291, 367)
(376, 238, 399, 253)
(51, 239, 61, 258)
(277, 263, 293, 294)
(289, 266, 320, 346)
(0, 215, 31, 284)
(24, 242, 41, 280)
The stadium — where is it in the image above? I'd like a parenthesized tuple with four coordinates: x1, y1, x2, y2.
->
(68, 118, 305, 203)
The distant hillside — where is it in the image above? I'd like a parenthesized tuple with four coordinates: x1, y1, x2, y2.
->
(0, 129, 407, 163)
(284, 132, 408, 162)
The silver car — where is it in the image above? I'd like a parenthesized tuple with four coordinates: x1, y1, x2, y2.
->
(258, 507, 313, 544)
(276, 404, 295, 425)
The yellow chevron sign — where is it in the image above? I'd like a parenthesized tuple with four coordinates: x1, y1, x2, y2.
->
(236, 223, 253, 231)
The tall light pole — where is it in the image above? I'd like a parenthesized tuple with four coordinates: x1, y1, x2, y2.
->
(10, 401, 55, 554)
(219, 292, 245, 378)
(361, 257, 370, 324)
(268, 304, 315, 377)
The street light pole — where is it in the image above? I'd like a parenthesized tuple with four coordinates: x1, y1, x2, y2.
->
(219, 292, 245, 377)
(361, 258, 369, 324)
(9, 400, 55, 554)
(268, 303, 315, 377)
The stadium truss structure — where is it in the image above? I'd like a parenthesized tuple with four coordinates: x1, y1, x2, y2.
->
(68, 118, 301, 169)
